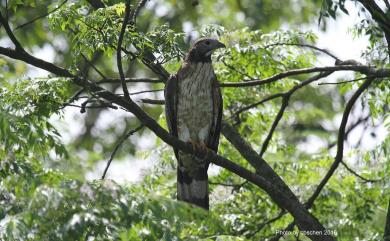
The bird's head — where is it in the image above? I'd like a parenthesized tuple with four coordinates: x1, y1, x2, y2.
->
(185, 38, 226, 63)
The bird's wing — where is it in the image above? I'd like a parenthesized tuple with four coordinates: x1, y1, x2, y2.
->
(164, 74, 179, 159)
(208, 78, 223, 152)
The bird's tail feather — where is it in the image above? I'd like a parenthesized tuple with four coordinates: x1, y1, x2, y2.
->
(177, 158, 209, 210)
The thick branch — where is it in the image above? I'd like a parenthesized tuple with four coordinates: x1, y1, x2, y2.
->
(221, 122, 334, 240)
(0, 12, 24, 51)
(86, 0, 105, 9)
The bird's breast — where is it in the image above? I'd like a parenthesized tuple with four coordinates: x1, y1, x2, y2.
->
(177, 63, 215, 142)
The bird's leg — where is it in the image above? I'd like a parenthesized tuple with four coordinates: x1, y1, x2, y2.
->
(198, 142, 209, 156)
(187, 139, 208, 157)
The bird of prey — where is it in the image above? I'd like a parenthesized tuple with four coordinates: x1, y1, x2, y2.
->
(164, 38, 225, 210)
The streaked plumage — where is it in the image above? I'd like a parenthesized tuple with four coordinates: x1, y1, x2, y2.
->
(165, 38, 224, 209)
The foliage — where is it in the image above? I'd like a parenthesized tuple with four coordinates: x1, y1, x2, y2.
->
(0, 0, 389, 240)
(0, 158, 227, 240)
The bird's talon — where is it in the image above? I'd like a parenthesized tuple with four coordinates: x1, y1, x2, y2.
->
(187, 140, 208, 157)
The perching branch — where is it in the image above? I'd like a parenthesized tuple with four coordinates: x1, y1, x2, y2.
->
(102, 124, 144, 179)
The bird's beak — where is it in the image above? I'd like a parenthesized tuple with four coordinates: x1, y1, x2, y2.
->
(214, 40, 226, 49)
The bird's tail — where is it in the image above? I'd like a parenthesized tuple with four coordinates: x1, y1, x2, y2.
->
(177, 155, 209, 210)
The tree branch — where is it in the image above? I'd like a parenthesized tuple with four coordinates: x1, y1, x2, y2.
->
(138, 98, 165, 105)
(259, 96, 289, 157)
(230, 93, 284, 120)
(98, 77, 163, 84)
(220, 64, 390, 87)
(86, 0, 105, 9)
(385, 198, 390, 240)
(0, 12, 24, 51)
(221, 122, 334, 240)
(101, 124, 144, 179)
(259, 72, 333, 156)
(116, 0, 132, 100)
(131, 0, 148, 26)
(14, 0, 68, 31)
(340, 161, 381, 183)
(264, 42, 341, 62)
(80, 52, 106, 79)
(305, 77, 375, 209)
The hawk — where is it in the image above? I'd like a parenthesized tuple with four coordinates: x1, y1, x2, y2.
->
(164, 38, 225, 210)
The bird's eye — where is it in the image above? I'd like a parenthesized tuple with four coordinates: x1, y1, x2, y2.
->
(205, 40, 210, 45)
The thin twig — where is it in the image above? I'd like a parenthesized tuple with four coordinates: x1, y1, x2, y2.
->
(245, 211, 287, 238)
(327, 115, 370, 149)
(65, 103, 118, 110)
(80, 53, 106, 79)
(231, 93, 284, 119)
(318, 76, 369, 85)
(341, 161, 381, 183)
(264, 42, 341, 62)
(61, 88, 85, 109)
(259, 96, 290, 157)
(129, 88, 163, 95)
(305, 77, 375, 209)
(138, 98, 165, 105)
(259, 72, 333, 156)
(209, 181, 245, 188)
(222, 59, 254, 80)
(101, 124, 144, 179)
(269, 221, 296, 241)
(116, 0, 132, 100)
(131, 0, 148, 26)
(98, 77, 163, 84)
(14, 0, 68, 31)
(220, 64, 390, 87)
